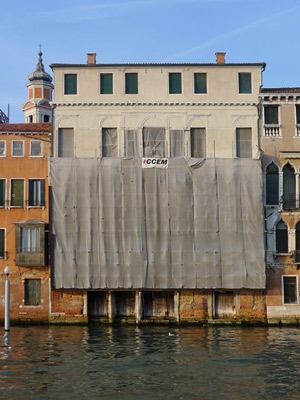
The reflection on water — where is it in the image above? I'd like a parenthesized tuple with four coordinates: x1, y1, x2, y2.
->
(1, 325, 300, 399)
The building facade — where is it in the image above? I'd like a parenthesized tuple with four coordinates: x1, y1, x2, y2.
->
(48, 52, 267, 324)
(261, 87, 300, 324)
(0, 122, 51, 323)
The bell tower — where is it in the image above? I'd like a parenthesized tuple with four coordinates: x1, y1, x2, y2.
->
(22, 50, 54, 123)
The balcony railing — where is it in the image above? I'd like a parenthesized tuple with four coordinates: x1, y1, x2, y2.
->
(264, 124, 281, 137)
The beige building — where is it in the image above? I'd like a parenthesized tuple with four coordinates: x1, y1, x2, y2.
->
(48, 52, 267, 325)
(51, 52, 264, 160)
(261, 87, 300, 324)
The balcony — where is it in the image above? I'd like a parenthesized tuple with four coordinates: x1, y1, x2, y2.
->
(264, 124, 280, 137)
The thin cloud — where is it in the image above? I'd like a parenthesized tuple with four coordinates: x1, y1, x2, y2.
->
(164, 4, 300, 61)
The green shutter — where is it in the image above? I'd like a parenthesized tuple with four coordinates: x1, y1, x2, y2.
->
(169, 73, 182, 94)
(0, 180, 5, 207)
(239, 73, 251, 94)
(11, 179, 24, 207)
(0, 229, 4, 257)
(125, 73, 138, 94)
(194, 73, 207, 94)
(64, 74, 77, 95)
(296, 105, 300, 124)
(41, 180, 45, 206)
(265, 106, 278, 124)
(25, 279, 41, 305)
(101, 74, 113, 94)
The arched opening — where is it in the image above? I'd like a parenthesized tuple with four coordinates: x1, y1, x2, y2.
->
(276, 220, 288, 254)
(283, 163, 296, 209)
(266, 162, 279, 205)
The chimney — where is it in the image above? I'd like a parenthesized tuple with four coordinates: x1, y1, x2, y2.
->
(87, 53, 96, 64)
(215, 52, 226, 64)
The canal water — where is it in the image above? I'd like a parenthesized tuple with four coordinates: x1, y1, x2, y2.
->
(1, 325, 300, 400)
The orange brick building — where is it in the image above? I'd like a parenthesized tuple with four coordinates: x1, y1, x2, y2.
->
(0, 122, 51, 323)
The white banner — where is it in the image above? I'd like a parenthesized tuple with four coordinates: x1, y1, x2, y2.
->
(142, 158, 169, 169)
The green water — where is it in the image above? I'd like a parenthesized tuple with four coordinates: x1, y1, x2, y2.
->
(1, 325, 300, 399)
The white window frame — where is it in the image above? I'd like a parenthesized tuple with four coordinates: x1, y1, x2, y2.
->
(20, 226, 41, 253)
(30, 140, 42, 157)
(28, 178, 45, 208)
(168, 72, 182, 95)
(100, 72, 114, 95)
(11, 140, 24, 157)
(0, 140, 6, 157)
(282, 275, 299, 305)
(0, 227, 6, 259)
(63, 73, 78, 96)
(263, 104, 281, 138)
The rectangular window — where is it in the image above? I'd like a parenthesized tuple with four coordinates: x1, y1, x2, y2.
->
(124, 129, 139, 157)
(0, 179, 5, 207)
(58, 128, 74, 157)
(283, 276, 297, 304)
(0, 229, 4, 258)
(21, 227, 40, 252)
(170, 130, 185, 157)
(265, 106, 279, 124)
(102, 128, 118, 157)
(296, 105, 300, 124)
(12, 141, 24, 157)
(239, 73, 252, 94)
(30, 140, 42, 156)
(143, 127, 165, 157)
(194, 73, 207, 94)
(28, 179, 45, 206)
(236, 128, 252, 158)
(64, 74, 77, 95)
(0, 141, 6, 156)
(191, 128, 206, 158)
(11, 179, 24, 207)
(25, 279, 41, 306)
(125, 73, 138, 94)
(169, 73, 182, 94)
(100, 73, 113, 94)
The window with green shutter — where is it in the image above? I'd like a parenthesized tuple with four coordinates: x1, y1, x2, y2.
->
(29, 179, 45, 206)
(64, 74, 77, 95)
(11, 179, 24, 207)
(125, 73, 138, 94)
(265, 106, 279, 124)
(194, 73, 207, 94)
(25, 279, 41, 305)
(0, 179, 5, 207)
(100, 74, 113, 94)
(239, 73, 251, 94)
(0, 229, 4, 258)
(296, 105, 300, 124)
(169, 73, 182, 94)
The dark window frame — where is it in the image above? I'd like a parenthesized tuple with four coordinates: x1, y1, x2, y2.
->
(0, 179, 5, 207)
(276, 219, 288, 254)
(169, 72, 182, 94)
(100, 73, 113, 95)
(264, 106, 279, 125)
(283, 276, 298, 305)
(194, 73, 207, 94)
(238, 72, 252, 94)
(25, 279, 41, 306)
(265, 162, 279, 206)
(10, 179, 24, 207)
(28, 179, 45, 207)
(0, 228, 5, 258)
(64, 74, 77, 95)
(236, 128, 252, 158)
(125, 73, 138, 94)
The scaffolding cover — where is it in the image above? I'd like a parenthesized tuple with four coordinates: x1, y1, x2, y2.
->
(49, 157, 265, 289)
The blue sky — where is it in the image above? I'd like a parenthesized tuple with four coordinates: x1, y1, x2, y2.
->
(1, 0, 300, 122)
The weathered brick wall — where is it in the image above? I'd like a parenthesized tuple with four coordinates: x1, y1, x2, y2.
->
(179, 291, 209, 320)
(239, 290, 267, 322)
(51, 290, 84, 316)
(0, 270, 49, 322)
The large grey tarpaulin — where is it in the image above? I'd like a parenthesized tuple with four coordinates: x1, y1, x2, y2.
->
(49, 157, 265, 289)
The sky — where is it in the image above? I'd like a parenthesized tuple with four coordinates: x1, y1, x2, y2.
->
(1, 0, 300, 123)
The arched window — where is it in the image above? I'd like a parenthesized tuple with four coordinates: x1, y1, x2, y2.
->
(266, 162, 279, 205)
(276, 220, 288, 254)
(283, 163, 296, 209)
